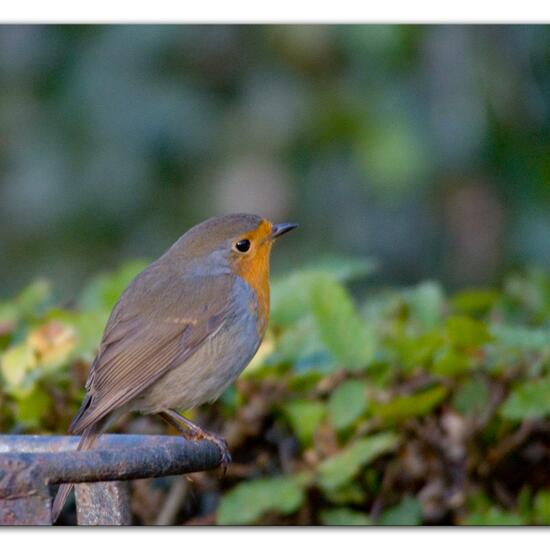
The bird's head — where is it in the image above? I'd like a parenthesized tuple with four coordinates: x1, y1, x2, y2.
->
(169, 213, 297, 284)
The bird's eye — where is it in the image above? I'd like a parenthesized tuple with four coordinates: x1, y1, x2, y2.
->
(234, 239, 251, 253)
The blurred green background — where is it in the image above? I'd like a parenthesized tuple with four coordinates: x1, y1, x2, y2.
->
(2, 25, 550, 526)
(1, 24, 550, 298)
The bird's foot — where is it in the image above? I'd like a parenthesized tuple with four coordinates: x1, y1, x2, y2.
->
(187, 427, 232, 474)
(159, 410, 231, 473)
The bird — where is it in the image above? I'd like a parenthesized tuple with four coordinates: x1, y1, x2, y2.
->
(51, 213, 297, 522)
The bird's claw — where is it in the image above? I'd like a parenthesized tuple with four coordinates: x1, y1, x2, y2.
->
(160, 411, 231, 475)
(216, 439, 232, 476)
(181, 427, 231, 474)
(203, 433, 231, 475)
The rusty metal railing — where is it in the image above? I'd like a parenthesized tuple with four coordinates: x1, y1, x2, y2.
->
(0, 434, 223, 525)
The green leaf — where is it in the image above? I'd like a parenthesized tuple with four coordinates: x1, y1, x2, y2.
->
(491, 325, 550, 351)
(517, 487, 533, 520)
(395, 331, 442, 372)
(500, 377, 550, 420)
(379, 496, 422, 526)
(320, 507, 372, 526)
(452, 289, 500, 314)
(16, 385, 52, 428)
(465, 491, 523, 526)
(217, 474, 309, 525)
(318, 432, 399, 490)
(271, 259, 376, 327)
(282, 400, 325, 447)
(445, 315, 492, 348)
(0, 302, 19, 328)
(0, 343, 37, 395)
(310, 275, 375, 371)
(431, 347, 471, 376)
(505, 268, 550, 316)
(271, 316, 336, 372)
(452, 378, 490, 417)
(406, 281, 445, 329)
(16, 280, 52, 317)
(464, 508, 523, 526)
(321, 481, 366, 505)
(327, 379, 369, 430)
(533, 490, 550, 525)
(287, 369, 324, 393)
(372, 385, 447, 422)
(270, 272, 323, 326)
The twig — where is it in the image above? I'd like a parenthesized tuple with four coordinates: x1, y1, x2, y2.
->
(154, 477, 189, 526)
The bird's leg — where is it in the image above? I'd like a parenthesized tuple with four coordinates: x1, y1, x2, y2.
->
(159, 409, 202, 438)
(159, 409, 231, 471)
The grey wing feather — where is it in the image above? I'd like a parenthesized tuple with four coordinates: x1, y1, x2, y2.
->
(69, 268, 234, 434)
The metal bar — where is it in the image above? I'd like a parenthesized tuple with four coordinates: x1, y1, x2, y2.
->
(75, 482, 131, 526)
(0, 434, 223, 525)
(0, 453, 44, 500)
(0, 496, 52, 526)
(0, 435, 222, 485)
(0, 451, 53, 525)
(0, 434, 217, 453)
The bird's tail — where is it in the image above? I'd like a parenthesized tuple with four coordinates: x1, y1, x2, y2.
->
(51, 426, 101, 524)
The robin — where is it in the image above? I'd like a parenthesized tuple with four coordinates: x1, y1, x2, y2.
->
(51, 213, 297, 522)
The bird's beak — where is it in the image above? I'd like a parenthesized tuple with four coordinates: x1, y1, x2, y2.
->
(271, 222, 298, 240)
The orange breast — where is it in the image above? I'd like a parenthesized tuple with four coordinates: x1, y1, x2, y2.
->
(232, 220, 272, 337)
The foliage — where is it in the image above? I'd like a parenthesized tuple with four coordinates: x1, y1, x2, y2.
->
(217, 473, 310, 525)
(2, 259, 550, 525)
